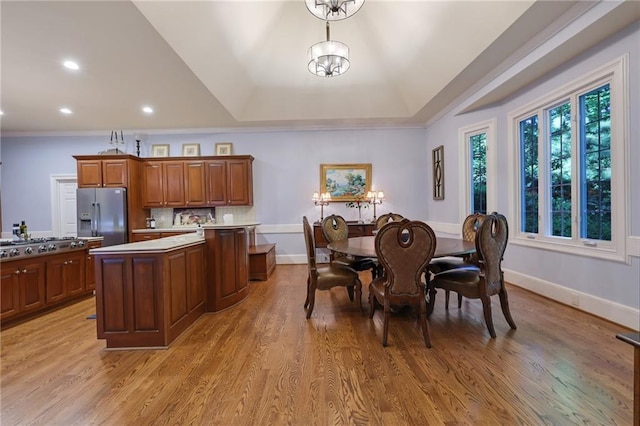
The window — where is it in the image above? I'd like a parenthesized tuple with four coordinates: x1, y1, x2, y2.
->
(458, 119, 496, 225)
(508, 56, 627, 261)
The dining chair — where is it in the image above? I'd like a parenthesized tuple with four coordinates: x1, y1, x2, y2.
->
(321, 214, 377, 280)
(429, 213, 486, 309)
(303, 216, 363, 319)
(427, 213, 517, 338)
(375, 212, 405, 230)
(369, 219, 437, 347)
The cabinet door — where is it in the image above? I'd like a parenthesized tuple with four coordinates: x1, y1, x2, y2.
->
(205, 161, 227, 206)
(184, 161, 206, 207)
(162, 161, 186, 207)
(66, 252, 85, 296)
(77, 160, 103, 188)
(143, 162, 164, 207)
(186, 246, 204, 311)
(20, 260, 46, 312)
(0, 267, 20, 320)
(46, 257, 67, 303)
(101, 160, 128, 187)
(227, 159, 253, 205)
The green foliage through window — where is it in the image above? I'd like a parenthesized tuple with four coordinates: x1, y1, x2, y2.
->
(470, 133, 487, 214)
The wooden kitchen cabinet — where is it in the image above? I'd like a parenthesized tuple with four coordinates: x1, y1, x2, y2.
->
(76, 158, 129, 188)
(184, 160, 207, 206)
(142, 160, 186, 207)
(0, 259, 45, 321)
(46, 251, 85, 303)
(85, 240, 102, 291)
(205, 157, 253, 206)
(206, 227, 250, 311)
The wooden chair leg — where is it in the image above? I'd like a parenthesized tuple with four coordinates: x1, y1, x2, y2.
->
(368, 292, 376, 318)
(480, 295, 496, 338)
(427, 287, 437, 317)
(420, 297, 432, 348)
(382, 302, 390, 346)
(355, 279, 363, 316)
(445, 290, 450, 309)
(346, 286, 355, 302)
(304, 276, 310, 309)
(457, 293, 463, 309)
(306, 283, 316, 319)
(499, 290, 517, 330)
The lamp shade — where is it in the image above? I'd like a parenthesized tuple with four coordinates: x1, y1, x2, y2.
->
(308, 39, 350, 77)
(305, 0, 365, 21)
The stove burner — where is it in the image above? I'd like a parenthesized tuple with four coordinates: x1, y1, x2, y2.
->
(0, 237, 86, 260)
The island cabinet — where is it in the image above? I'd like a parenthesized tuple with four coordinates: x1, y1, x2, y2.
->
(205, 227, 250, 312)
(94, 239, 205, 349)
(0, 259, 45, 321)
(45, 251, 85, 303)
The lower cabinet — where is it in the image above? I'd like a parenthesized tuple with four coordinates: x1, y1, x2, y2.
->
(0, 259, 46, 321)
(94, 243, 205, 348)
(85, 240, 102, 291)
(46, 251, 85, 303)
(205, 228, 249, 312)
(1, 249, 91, 326)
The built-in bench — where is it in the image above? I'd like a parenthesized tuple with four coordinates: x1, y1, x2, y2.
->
(248, 228, 276, 281)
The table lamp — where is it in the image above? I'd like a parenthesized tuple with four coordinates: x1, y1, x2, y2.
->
(367, 190, 385, 222)
(312, 191, 331, 223)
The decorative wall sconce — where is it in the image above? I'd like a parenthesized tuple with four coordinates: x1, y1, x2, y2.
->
(312, 191, 331, 222)
(367, 190, 385, 222)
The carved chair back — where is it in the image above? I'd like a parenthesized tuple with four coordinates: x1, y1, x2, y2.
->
(375, 213, 405, 230)
(375, 220, 436, 296)
(476, 214, 508, 296)
(321, 214, 349, 243)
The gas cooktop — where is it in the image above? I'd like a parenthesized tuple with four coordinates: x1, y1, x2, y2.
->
(0, 237, 85, 261)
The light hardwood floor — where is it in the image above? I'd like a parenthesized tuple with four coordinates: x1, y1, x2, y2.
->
(0, 265, 635, 425)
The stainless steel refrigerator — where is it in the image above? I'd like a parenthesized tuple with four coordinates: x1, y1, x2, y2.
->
(77, 188, 128, 247)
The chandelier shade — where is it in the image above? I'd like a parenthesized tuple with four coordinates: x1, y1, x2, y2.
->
(305, 0, 365, 21)
(308, 22, 350, 77)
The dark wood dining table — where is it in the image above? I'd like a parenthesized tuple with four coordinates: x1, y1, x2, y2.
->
(327, 236, 475, 259)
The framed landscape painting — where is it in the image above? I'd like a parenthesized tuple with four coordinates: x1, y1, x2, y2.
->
(320, 163, 372, 202)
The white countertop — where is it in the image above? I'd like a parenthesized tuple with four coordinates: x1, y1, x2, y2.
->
(132, 222, 260, 233)
(91, 233, 205, 254)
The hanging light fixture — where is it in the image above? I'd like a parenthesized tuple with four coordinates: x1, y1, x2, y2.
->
(308, 21, 350, 77)
(305, 0, 365, 21)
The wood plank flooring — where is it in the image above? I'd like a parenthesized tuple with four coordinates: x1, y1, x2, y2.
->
(1, 264, 635, 425)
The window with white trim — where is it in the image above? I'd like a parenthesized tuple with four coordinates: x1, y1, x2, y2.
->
(458, 119, 497, 225)
(508, 56, 627, 261)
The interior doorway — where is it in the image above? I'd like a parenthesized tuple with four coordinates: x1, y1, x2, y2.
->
(51, 175, 78, 237)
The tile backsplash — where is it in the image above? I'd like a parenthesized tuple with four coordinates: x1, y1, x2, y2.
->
(150, 206, 255, 228)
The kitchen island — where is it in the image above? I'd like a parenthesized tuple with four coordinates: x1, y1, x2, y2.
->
(92, 234, 206, 349)
(92, 223, 259, 349)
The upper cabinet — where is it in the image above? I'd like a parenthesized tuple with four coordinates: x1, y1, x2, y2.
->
(142, 156, 253, 208)
(74, 154, 140, 188)
(142, 160, 186, 208)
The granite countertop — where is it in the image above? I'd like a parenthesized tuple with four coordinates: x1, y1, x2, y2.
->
(90, 233, 205, 254)
(132, 222, 260, 233)
(78, 236, 104, 242)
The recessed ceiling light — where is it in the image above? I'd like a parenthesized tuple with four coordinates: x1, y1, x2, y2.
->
(142, 106, 154, 114)
(63, 60, 80, 70)
(60, 107, 72, 114)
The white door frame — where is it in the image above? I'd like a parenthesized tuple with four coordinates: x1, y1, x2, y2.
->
(50, 174, 77, 237)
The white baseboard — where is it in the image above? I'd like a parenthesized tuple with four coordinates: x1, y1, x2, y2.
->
(504, 269, 639, 331)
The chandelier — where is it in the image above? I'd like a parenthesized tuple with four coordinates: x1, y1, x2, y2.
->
(305, 0, 365, 21)
(308, 22, 349, 77)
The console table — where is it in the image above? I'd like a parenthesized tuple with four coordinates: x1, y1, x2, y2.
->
(313, 221, 375, 248)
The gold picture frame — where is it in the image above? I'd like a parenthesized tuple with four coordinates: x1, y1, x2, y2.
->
(151, 144, 170, 157)
(432, 145, 444, 200)
(182, 143, 201, 157)
(320, 163, 372, 202)
(215, 142, 233, 156)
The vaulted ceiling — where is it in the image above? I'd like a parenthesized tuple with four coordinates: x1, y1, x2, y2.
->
(1, 1, 636, 134)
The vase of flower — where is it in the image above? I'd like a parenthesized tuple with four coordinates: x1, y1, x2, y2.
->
(345, 195, 369, 223)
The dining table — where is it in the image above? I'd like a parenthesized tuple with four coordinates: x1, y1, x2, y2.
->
(327, 235, 475, 259)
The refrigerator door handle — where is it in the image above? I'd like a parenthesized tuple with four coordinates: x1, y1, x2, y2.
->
(91, 202, 97, 237)
(94, 202, 100, 237)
